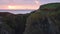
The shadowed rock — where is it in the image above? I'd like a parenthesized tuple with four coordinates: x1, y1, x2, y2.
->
(23, 3, 60, 34)
(0, 12, 30, 34)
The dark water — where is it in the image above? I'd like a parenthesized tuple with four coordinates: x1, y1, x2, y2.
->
(0, 10, 33, 14)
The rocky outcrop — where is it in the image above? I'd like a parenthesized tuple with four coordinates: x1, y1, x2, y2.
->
(0, 12, 15, 34)
(23, 3, 60, 34)
(0, 12, 30, 34)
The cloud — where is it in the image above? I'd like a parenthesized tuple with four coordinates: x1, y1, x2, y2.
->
(34, 0, 40, 4)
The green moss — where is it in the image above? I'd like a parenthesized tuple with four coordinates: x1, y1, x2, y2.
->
(40, 3, 60, 9)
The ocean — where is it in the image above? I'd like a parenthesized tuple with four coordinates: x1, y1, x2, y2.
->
(0, 10, 34, 14)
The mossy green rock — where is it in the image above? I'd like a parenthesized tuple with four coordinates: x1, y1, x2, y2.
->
(24, 3, 60, 34)
(38, 3, 60, 16)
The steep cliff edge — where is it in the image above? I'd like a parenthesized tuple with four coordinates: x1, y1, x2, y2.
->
(24, 3, 60, 34)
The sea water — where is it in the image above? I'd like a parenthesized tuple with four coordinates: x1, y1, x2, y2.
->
(0, 10, 34, 14)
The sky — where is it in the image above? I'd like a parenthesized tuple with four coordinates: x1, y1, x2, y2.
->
(0, 0, 60, 10)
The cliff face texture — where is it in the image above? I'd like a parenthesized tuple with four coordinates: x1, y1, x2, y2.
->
(0, 3, 60, 34)
(23, 3, 60, 34)
(0, 12, 30, 34)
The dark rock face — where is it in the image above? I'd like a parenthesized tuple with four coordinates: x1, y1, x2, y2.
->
(0, 13, 15, 34)
(0, 12, 30, 34)
(14, 15, 27, 34)
(23, 3, 60, 34)
(24, 15, 57, 34)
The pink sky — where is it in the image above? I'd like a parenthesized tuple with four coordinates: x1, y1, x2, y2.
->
(0, 4, 40, 10)
(0, 0, 40, 10)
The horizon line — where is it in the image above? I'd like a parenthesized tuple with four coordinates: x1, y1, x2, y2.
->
(0, 9, 36, 11)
